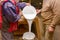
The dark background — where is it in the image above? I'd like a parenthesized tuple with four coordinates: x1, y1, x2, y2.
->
(20, 0, 43, 9)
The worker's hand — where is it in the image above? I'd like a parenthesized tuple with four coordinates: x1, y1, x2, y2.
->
(36, 9, 41, 14)
(48, 25, 55, 32)
(18, 16, 24, 22)
(18, 18, 22, 22)
(26, 3, 31, 6)
(19, 9, 23, 16)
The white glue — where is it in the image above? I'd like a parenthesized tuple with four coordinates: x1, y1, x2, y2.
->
(22, 6, 37, 40)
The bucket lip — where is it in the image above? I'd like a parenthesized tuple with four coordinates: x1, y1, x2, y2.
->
(22, 6, 37, 19)
(22, 32, 35, 39)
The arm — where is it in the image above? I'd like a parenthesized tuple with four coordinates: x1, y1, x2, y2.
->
(17, 2, 31, 9)
(48, 13, 60, 32)
(41, 0, 55, 32)
(16, 2, 26, 9)
(40, 0, 53, 21)
(50, 13, 60, 27)
(3, 2, 20, 22)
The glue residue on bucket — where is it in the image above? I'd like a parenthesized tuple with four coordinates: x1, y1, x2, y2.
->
(23, 32, 35, 40)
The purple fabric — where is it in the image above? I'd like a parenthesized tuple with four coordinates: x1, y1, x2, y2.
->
(3, 1, 26, 22)
(3, 1, 20, 22)
(17, 2, 26, 9)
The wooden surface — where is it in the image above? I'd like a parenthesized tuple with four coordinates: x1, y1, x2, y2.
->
(14, 16, 41, 40)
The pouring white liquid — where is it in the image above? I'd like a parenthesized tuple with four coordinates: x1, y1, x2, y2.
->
(27, 19, 32, 32)
(23, 19, 35, 40)
(22, 6, 37, 40)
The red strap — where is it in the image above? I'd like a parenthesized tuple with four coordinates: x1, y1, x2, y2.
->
(8, 0, 19, 32)
(0, 5, 3, 29)
(8, 22, 18, 32)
